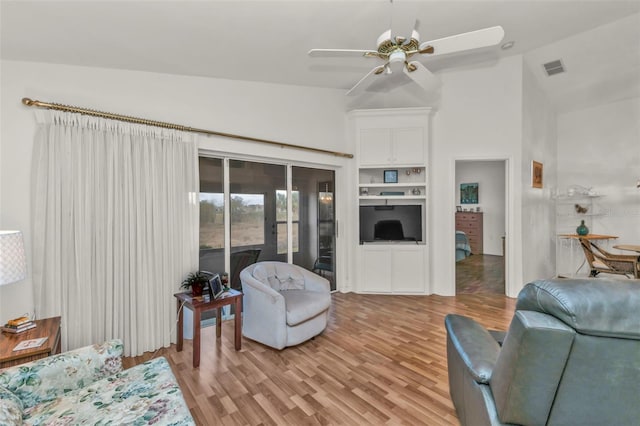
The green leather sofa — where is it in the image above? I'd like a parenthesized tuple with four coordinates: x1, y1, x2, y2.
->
(445, 278, 640, 425)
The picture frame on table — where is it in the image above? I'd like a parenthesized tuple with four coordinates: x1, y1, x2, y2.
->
(383, 169, 398, 184)
(207, 273, 224, 299)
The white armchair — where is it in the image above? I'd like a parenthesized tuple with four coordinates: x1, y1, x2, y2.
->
(240, 261, 331, 350)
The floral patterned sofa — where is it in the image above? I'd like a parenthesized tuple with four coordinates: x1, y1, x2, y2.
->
(0, 339, 194, 425)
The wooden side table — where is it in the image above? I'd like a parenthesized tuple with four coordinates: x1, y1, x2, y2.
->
(0, 316, 62, 369)
(174, 289, 242, 368)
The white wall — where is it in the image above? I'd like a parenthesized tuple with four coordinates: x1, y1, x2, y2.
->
(431, 55, 524, 297)
(456, 161, 506, 256)
(557, 97, 640, 248)
(0, 59, 349, 321)
(520, 60, 558, 283)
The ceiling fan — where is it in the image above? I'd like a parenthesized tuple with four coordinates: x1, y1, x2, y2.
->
(308, 22, 505, 96)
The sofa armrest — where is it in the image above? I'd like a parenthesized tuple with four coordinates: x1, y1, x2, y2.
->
(0, 339, 123, 409)
(445, 314, 501, 384)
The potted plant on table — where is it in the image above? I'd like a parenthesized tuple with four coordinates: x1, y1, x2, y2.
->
(181, 271, 209, 297)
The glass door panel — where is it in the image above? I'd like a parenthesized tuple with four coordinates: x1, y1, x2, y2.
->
(292, 167, 336, 291)
(228, 160, 286, 290)
(199, 157, 225, 274)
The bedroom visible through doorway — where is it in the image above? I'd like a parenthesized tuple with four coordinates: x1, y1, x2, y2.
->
(455, 160, 506, 295)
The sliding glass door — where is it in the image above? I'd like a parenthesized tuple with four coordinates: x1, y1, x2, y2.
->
(199, 157, 336, 291)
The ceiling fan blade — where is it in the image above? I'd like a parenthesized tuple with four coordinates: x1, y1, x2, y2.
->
(308, 48, 377, 58)
(419, 26, 505, 57)
(346, 65, 386, 96)
(403, 61, 441, 92)
(390, 0, 419, 44)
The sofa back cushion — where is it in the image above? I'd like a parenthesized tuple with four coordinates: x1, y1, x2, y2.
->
(0, 339, 123, 409)
(517, 278, 640, 339)
(546, 333, 640, 425)
(252, 263, 305, 291)
(490, 311, 575, 425)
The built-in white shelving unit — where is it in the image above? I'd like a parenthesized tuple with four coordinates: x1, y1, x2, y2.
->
(349, 107, 432, 294)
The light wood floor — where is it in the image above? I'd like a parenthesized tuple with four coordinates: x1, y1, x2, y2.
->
(124, 293, 516, 425)
(456, 254, 505, 295)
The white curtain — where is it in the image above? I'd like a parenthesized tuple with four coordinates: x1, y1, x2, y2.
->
(31, 110, 199, 356)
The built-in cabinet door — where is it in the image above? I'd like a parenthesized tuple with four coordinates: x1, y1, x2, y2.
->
(391, 128, 424, 165)
(360, 244, 426, 294)
(360, 246, 393, 293)
(392, 246, 426, 293)
(359, 129, 392, 166)
(359, 127, 425, 167)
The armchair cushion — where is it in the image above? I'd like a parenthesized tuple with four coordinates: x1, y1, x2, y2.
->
(253, 263, 305, 291)
(282, 290, 332, 326)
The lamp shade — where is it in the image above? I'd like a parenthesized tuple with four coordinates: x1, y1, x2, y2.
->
(0, 231, 27, 286)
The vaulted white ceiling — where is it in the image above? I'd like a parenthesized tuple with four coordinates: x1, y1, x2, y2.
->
(2, 1, 639, 112)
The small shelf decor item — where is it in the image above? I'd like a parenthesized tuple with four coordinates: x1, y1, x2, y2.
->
(383, 169, 398, 183)
(460, 183, 479, 204)
(532, 160, 543, 188)
(576, 220, 589, 236)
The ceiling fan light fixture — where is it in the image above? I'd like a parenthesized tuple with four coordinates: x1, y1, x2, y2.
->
(388, 50, 406, 63)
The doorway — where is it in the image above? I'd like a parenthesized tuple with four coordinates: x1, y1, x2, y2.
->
(454, 160, 506, 295)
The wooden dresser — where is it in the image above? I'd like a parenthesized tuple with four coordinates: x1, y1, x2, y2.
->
(456, 212, 483, 254)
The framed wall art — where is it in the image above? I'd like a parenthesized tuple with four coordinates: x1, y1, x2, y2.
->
(460, 183, 479, 204)
(532, 161, 543, 188)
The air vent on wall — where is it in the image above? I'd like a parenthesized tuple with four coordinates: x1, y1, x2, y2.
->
(543, 59, 565, 76)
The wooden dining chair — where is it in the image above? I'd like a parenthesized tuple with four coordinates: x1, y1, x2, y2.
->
(578, 237, 640, 278)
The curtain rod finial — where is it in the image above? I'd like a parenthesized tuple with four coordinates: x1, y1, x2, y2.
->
(22, 98, 35, 106)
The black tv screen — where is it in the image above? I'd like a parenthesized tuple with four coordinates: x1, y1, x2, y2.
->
(359, 205, 423, 242)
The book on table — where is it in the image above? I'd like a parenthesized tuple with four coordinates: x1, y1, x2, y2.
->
(2, 321, 36, 333)
(6, 316, 31, 327)
(13, 337, 48, 351)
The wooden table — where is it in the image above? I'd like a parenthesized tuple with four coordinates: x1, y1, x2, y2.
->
(174, 289, 242, 368)
(0, 316, 62, 369)
(557, 234, 619, 277)
(613, 244, 640, 253)
(558, 234, 619, 241)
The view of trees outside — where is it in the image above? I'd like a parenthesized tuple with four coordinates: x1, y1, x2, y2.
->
(200, 193, 224, 249)
(200, 193, 265, 249)
(276, 190, 299, 254)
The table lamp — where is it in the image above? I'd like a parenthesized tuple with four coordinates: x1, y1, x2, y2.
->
(0, 230, 27, 286)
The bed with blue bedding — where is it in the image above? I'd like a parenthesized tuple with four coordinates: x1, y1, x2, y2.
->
(456, 231, 471, 262)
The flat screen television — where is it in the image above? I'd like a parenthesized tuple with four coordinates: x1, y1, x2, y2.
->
(359, 205, 423, 243)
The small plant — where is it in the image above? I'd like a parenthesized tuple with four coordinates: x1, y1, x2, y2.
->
(181, 271, 209, 296)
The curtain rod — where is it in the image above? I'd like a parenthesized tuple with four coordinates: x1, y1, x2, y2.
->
(21, 98, 354, 159)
